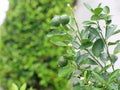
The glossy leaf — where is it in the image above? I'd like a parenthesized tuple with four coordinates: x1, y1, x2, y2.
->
(80, 29, 89, 39)
(106, 25, 117, 38)
(111, 55, 118, 63)
(50, 40, 67, 46)
(114, 43, 120, 54)
(108, 83, 118, 90)
(92, 39, 104, 57)
(108, 69, 120, 83)
(80, 39, 93, 49)
(100, 52, 108, 61)
(103, 6, 110, 14)
(99, 14, 107, 19)
(47, 30, 66, 37)
(87, 26, 100, 36)
(88, 58, 98, 65)
(92, 71, 106, 84)
(97, 3, 102, 8)
(108, 40, 120, 46)
(100, 64, 112, 73)
(84, 3, 92, 11)
(58, 66, 73, 78)
(91, 15, 100, 20)
(113, 29, 120, 35)
(88, 33, 96, 41)
(77, 53, 89, 65)
(93, 8, 103, 15)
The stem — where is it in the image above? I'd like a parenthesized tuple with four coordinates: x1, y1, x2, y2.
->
(70, 7, 81, 38)
(69, 10, 103, 69)
(85, 49, 104, 68)
(97, 22, 114, 71)
(73, 14, 81, 39)
(68, 24, 81, 42)
(68, 22, 103, 69)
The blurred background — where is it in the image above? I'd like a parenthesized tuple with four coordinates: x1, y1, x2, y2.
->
(0, 0, 120, 90)
(0, 0, 74, 90)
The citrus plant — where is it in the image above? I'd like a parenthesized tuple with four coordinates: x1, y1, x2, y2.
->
(49, 3, 120, 90)
(0, 0, 73, 90)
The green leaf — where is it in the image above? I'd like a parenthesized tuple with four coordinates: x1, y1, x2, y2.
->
(108, 69, 120, 83)
(80, 29, 89, 39)
(91, 14, 107, 20)
(88, 58, 98, 65)
(73, 85, 81, 90)
(92, 39, 104, 57)
(111, 55, 118, 63)
(103, 6, 110, 14)
(114, 43, 120, 54)
(78, 58, 89, 65)
(83, 3, 92, 11)
(99, 14, 107, 19)
(100, 52, 108, 62)
(91, 15, 100, 20)
(108, 40, 120, 46)
(97, 3, 102, 8)
(50, 40, 67, 46)
(108, 42, 117, 46)
(113, 29, 120, 35)
(87, 26, 100, 36)
(11, 83, 18, 90)
(93, 8, 103, 15)
(77, 53, 89, 65)
(100, 64, 112, 73)
(88, 33, 96, 41)
(108, 83, 118, 90)
(20, 83, 27, 90)
(92, 71, 106, 84)
(47, 30, 66, 37)
(106, 25, 117, 38)
(58, 66, 73, 78)
(80, 39, 93, 49)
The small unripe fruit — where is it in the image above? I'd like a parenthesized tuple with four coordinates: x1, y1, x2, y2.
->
(51, 15, 61, 26)
(60, 14, 70, 25)
(58, 56, 68, 67)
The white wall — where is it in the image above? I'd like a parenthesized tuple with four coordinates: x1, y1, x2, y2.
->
(0, 0, 9, 26)
(74, 0, 120, 69)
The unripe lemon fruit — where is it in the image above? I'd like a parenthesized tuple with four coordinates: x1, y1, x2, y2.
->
(60, 14, 70, 25)
(51, 15, 61, 26)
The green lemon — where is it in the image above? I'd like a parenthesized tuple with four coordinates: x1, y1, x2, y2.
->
(58, 56, 68, 67)
(51, 15, 61, 26)
(60, 14, 70, 25)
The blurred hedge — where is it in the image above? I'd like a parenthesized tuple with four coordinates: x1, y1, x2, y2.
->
(0, 0, 74, 90)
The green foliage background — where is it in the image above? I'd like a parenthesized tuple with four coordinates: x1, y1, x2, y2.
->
(0, 0, 73, 90)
